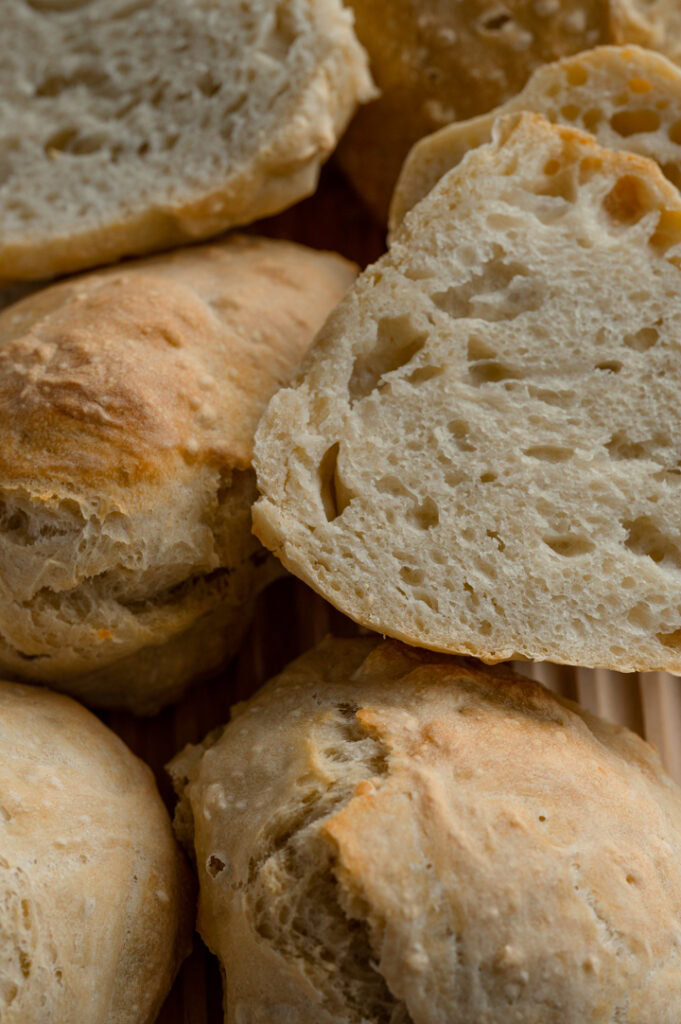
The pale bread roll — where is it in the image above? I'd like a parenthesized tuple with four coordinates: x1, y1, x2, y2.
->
(339, 0, 681, 222)
(254, 114, 681, 673)
(1, 680, 192, 1023)
(0, 235, 355, 712)
(170, 636, 681, 1023)
(0, 0, 374, 282)
(391, 45, 681, 232)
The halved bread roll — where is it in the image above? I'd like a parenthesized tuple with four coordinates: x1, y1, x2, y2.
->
(170, 636, 681, 1023)
(0, 0, 374, 282)
(391, 45, 681, 232)
(1, 680, 192, 1023)
(254, 113, 681, 673)
(339, 0, 681, 222)
(0, 235, 355, 712)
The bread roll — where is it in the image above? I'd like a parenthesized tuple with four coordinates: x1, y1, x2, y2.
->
(0, 235, 355, 712)
(339, 0, 681, 222)
(0, 0, 374, 282)
(170, 636, 681, 1023)
(391, 45, 681, 232)
(254, 114, 681, 673)
(1, 680, 192, 1023)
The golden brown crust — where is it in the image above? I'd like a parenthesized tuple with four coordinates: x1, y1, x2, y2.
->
(171, 637, 681, 1023)
(0, 680, 193, 1022)
(0, 236, 356, 710)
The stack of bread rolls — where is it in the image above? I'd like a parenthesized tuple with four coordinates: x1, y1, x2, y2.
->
(2, 3, 681, 1022)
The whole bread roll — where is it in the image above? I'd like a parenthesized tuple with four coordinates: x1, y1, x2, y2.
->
(0, 0, 374, 282)
(1, 680, 192, 1023)
(339, 0, 681, 221)
(0, 235, 355, 713)
(391, 45, 681, 232)
(254, 114, 681, 674)
(169, 636, 681, 1023)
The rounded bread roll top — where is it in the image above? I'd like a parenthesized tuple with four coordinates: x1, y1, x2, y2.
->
(0, 0, 374, 281)
(0, 680, 192, 1023)
(170, 636, 681, 1023)
(0, 235, 356, 712)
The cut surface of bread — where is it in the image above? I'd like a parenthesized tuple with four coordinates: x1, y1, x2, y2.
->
(254, 114, 681, 673)
(1, 680, 192, 1024)
(0, 0, 373, 282)
(0, 235, 355, 712)
(339, 0, 681, 222)
(170, 636, 681, 1024)
(391, 45, 681, 231)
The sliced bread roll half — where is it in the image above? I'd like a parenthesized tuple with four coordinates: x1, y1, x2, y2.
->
(390, 45, 681, 232)
(254, 113, 681, 673)
(0, 235, 355, 713)
(0, 0, 374, 282)
(339, 0, 681, 223)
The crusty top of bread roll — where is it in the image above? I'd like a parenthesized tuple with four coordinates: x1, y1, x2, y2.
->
(170, 636, 681, 1024)
(390, 45, 681, 232)
(1, 680, 192, 1023)
(0, 236, 355, 711)
(339, 0, 681, 222)
(254, 113, 681, 673)
(0, 0, 374, 282)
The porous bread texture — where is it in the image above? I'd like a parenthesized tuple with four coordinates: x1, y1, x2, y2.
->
(338, 0, 681, 222)
(1, 680, 192, 1023)
(0, 0, 374, 282)
(0, 235, 355, 713)
(391, 45, 681, 233)
(169, 636, 681, 1024)
(254, 113, 681, 674)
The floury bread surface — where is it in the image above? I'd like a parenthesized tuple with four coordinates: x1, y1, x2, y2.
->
(391, 45, 681, 231)
(0, 680, 192, 1023)
(170, 637, 681, 1023)
(254, 114, 681, 673)
(0, 235, 355, 712)
(0, 0, 374, 282)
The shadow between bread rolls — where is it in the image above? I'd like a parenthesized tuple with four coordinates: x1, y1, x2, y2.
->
(0, 235, 356, 713)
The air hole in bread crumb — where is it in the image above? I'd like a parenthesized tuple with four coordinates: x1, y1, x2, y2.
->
(407, 365, 443, 384)
(448, 419, 475, 451)
(318, 443, 349, 523)
(408, 497, 439, 530)
(669, 119, 681, 145)
(627, 604, 651, 630)
(649, 209, 681, 254)
(606, 433, 650, 460)
(45, 127, 106, 156)
(523, 445, 573, 463)
(400, 567, 424, 586)
(603, 175, 655, 226)
(527, 386, 575, 408)
(376, 475, 410, 498)
(480, 620, 492, 636)
(467, 336, 496, 362)
(470, 362, 519, 386)
(480, 472, 497, 483)
(348, 315, 426, 403)
(486, 530, 505, 551)
(623, 326, 659, 351)
(658, 627, 681, 649)
(595, 361, 622, 373)
(624, 517, 681, 568)
(582, 108, 603, 133)
(610, 108, 660, 136)
(544, 535, 595, 557)
(566, 63, 588, 87)
(560, 104, 580, 122)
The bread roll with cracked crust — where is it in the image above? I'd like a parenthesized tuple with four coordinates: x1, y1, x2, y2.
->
(170, 636, 681, 1023)
(0, 0, 374, 282)
(1, 680, 192, 1023)
(254, 114, 681, 673)
(391, 45, 681, 232)
(339, 0, 681, 222)
(0, 235, 355, 713)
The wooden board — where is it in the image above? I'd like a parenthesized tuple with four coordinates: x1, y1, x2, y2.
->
(97, 162, 681, 1023)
